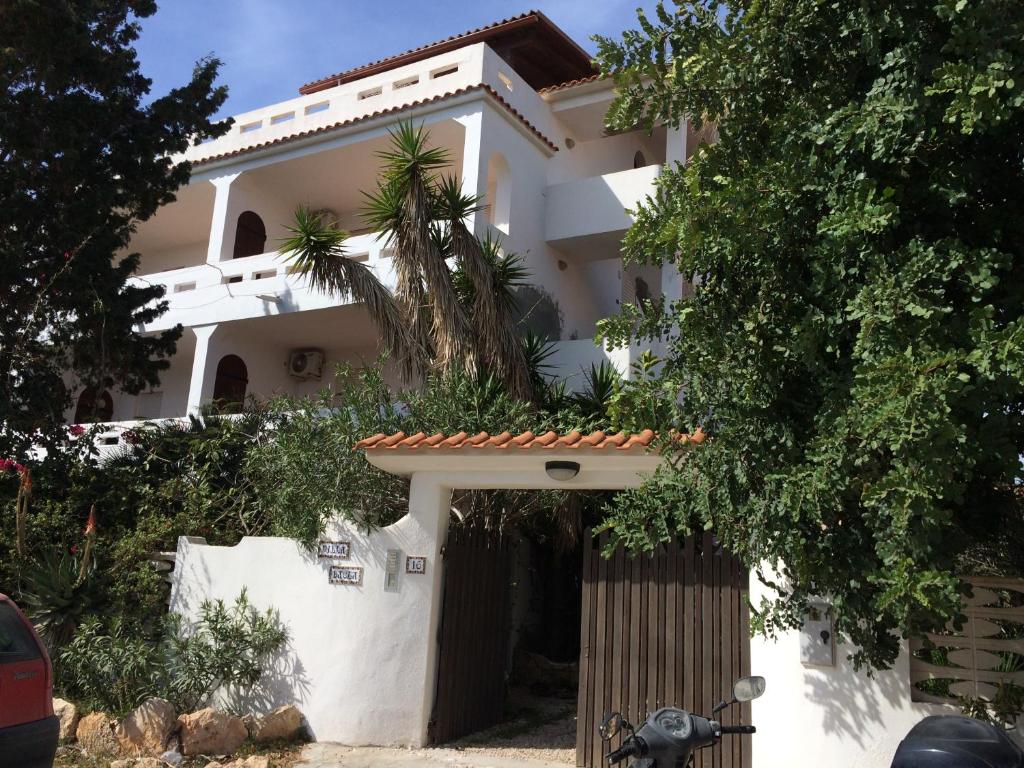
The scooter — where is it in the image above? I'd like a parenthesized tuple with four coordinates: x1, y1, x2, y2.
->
(598, 675, 765, 768)
(600, 676, 1024, 768)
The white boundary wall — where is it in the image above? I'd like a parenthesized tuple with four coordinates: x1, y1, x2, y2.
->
(169, 475, 450, 746)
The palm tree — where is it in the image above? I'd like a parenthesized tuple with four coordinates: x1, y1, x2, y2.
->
(281, 122, 534, 399)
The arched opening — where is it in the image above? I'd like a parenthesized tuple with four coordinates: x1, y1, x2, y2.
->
(212, 354, 248, 410)
(232, 211, 267, 259)
(633, 150, 647, 169)
(485, 152, 511, 235)
(634, 276, 652, 305)
(74, 388, 113, 423)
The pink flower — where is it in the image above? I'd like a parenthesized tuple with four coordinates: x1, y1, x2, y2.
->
(69, 424, 86, 437)
(70, 544, 79, 554)
(84, 509, 97, 536)
(122, 429, 140, 445)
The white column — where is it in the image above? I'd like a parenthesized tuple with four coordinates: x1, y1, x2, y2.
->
(206, 173, 241, 265)
(185, 324, 218, 415)
(455, 108, 485, 234)
(666, 118, 689, 167)
(407, 472, 453, 746)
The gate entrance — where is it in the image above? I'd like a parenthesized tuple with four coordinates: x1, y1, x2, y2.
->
(576, 530, 752, 768)
(428, 525, 513, 744)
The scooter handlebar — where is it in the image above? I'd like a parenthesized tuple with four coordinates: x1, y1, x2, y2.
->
(718, 725, 757, 735)
(606, 740, 641, 764)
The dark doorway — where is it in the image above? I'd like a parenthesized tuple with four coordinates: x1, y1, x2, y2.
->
(232, 211, 266, 259)
(212, 354, 248, 410)
(73, 388, 113, 423)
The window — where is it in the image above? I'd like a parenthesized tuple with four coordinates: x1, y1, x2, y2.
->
(304, 101, 329, 115)
(270, 111, 294, 125)
(213, 355, 248, 411)
(358, 86, 383, 100)
(232, 211, 266, 259)
(74, 388, 113, 423)
(633, 150, 647, 169)
(393, 76, 419, 90)
(431, 64, 459, 79)
(240, 121, 262, 134)
(485, 152, 511, 235)
(0, 603, 41, 663)
(634, 277, 652, 305)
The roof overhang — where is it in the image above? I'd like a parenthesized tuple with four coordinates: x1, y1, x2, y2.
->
(300, 11, 596, 95)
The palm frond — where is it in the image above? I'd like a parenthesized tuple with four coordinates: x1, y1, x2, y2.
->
(375, 121, 451, 189)
(281, 206, 428, 381)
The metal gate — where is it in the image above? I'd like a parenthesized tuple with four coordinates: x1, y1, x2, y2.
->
(429, 525, 513, 744)
(576, 530, 752, 768)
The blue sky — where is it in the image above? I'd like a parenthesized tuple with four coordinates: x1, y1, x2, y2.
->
(135, 1, 661, 119)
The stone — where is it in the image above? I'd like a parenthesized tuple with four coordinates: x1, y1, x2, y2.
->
(52, 697, 79, 741)
(248, 704, 304, 743)
(226, 758, 269, 768)
(177, 708, 247, 757)
(110, 759, 168, 768)
(116, 697, 177, 756)
(160, 749, 183, 767)
(75, 711, 120, 755)
(203, 763, 224, 768)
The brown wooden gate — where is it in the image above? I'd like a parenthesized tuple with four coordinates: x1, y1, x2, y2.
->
(576, 530, 751, 768)
(429, 525, 513, 744)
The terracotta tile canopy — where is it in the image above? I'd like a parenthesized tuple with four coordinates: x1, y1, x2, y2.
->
(355, 429, 706, 452)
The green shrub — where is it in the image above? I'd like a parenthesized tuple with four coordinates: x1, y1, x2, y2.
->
(57, 590, 287, 716)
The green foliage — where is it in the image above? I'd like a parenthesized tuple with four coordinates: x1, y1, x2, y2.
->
(18, 547, 101, 652)
(594, 1, 1024, 669)
(58, 591, 287, 716)
(0, 1, 229, 459)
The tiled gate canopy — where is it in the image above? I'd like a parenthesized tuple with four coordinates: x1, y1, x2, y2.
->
(355, 428, 706, 452)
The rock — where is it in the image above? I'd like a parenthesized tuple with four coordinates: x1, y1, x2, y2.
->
(203, 763, 224, 768)
(52, 697, 79, 741)
(116, 697, 177, 756)
(110, 759, 168, 768)
(160, 749, 183, 767)
(177, 708, 247, 757)
(248, 704, 304, 743)
(227, 758, 269, 768)
(75, 711, 120, 755)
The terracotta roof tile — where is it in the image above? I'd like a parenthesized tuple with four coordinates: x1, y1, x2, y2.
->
(189, 84, 558, 167)
(354, 429, 704, 453)
(301, 12, 540, 93)
(538, 73, 608, 94)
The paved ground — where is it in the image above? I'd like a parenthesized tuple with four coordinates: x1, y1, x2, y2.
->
(295, 744, 571, 768)
(296, 692, 577, 768)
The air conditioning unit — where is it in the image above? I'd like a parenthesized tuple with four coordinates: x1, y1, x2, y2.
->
(287, 349, 325, 380)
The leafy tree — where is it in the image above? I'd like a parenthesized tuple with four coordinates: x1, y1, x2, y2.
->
(0, 0, 230, 457)
(595, 1, 1024, 669)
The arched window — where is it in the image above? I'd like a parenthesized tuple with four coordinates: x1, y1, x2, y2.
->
(212, 354, 248, 410)
(232, 211, 266, 259)
(74, 388, 113, 423)
(633, 150, 647, 169)
(485, 153, 511, 235)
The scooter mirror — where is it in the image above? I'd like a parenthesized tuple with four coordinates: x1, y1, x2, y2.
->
(599, 712, 623, 740)
(733, 676, 766, 702)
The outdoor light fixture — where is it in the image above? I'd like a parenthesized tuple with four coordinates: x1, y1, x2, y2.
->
(545, 460, 580, 481)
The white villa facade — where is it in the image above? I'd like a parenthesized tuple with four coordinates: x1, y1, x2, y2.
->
(69, 11, 703, 435)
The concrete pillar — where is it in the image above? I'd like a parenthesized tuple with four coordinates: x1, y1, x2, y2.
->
(455, 108, 485, 234)
(666, 118, 689, 167)
(406, 472, 453, 745)
(185, 324, 219, 415)
(206, 173, 241, 265)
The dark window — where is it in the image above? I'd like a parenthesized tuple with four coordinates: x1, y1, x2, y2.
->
(213, 355, 248, 411)
(232, 211, 266, 259)
(635, 277, 652, 305)
(73, 388, 113, 423)
(0, 603, 41, 663)
(633, 150, 647, 169)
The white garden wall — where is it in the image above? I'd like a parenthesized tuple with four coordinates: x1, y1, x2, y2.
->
(747, 574, 1021, 768)
(169, 475, 451, 746)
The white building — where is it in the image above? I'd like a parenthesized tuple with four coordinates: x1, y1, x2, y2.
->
(69, 11, 706, 432)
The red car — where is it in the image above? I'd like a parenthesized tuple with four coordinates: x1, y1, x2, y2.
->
(0, 594, 58, 768)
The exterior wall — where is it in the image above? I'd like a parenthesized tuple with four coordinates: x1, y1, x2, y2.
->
(747, 574, 975, 768)
(169, 474, 451, 746)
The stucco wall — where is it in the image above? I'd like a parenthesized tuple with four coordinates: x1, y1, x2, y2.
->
(169, 475, 451, 746)
(746, 574, 1008, 768)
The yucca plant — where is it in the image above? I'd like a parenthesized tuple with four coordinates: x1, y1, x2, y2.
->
(282, 121, 536, 400)
(19, 545, 101, 652)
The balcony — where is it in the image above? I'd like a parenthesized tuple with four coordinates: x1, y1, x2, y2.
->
(544, 165, 661, 260)
(130, 232, 395, 332)
(548, 338, 668, 393)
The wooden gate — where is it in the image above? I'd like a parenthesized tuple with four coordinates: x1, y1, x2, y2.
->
(429, 525, 513, 744)
(576, 530, 751, 768)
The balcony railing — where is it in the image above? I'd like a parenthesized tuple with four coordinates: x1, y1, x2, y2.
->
(545, 165, 662, 244)
(129, 232, 395, 332)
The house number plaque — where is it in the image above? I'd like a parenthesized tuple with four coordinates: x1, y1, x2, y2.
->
(318, 540, 351, 559)
(406, 556, 427, 574)
(329, 565, 363, 586)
